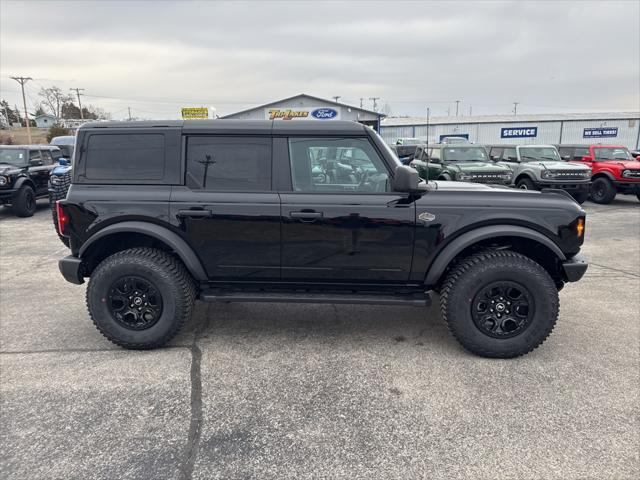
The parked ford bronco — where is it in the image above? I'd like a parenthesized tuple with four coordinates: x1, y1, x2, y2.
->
(410, 143, 513, 185)
(556, 144, 640, 203)
(487, 144, 592, 204)
(0, 145, 63, 216)
(56, 121, 588, 358)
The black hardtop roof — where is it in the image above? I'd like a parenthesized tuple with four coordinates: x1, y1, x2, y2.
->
(78, 119, 368, 135)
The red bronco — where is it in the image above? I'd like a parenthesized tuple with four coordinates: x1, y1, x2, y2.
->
(557, 144, 640, 204)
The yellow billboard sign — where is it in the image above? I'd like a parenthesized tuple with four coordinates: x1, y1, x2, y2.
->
(181, 107, 209, 119)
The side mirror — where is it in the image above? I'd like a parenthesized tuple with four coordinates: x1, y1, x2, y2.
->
(581, 155, 594, 162)
(393, 165, 428, 193)
(561, 155, 571, 161)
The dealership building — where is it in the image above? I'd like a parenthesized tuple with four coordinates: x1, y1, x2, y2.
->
(379, 112, 640, 149)
(222, 94, 384, 130)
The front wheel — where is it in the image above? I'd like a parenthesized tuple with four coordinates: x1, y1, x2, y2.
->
(86, 247, 196, 349)
(516, 178, 536, 190)
(572, 191, 589, 204)
(590, 177, 616, 204)
(440, 250, 559, 358)
(13, 185, 36, 217)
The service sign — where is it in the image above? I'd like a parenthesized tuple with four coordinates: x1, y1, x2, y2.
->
(181, 107, 209, 119)
(501, 127, 538, 139)
(266, 107, 340, 121)
(583, 127, 618, 138)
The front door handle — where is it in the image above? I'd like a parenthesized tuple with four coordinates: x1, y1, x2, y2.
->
(290, 211, 323, 222)
(178, 209, 213, 218)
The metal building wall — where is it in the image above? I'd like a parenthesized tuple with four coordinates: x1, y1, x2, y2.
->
(381, 117, 640, 149)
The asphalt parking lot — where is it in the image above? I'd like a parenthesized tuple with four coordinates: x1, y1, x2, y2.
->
(1, 197, 638, 480)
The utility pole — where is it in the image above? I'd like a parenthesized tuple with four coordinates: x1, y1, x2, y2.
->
(369, 97, 380, 112)
(332, 96, 341, 103)
(70, 88, 85, 119)
(10, 76, 33, 143)
(426, 107, 430, 148)
(446, 107, 450, 116)
(128, 107, 132, 121)
(469, 106, 472, 116)
(455, 100, 461, 117)
(513, 102, 519, 116)
(359, 98, 364, 108)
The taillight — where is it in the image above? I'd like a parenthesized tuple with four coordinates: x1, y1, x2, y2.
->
(56, 201, 69, 237)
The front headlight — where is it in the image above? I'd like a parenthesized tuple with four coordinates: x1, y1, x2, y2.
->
(457, 172, 472, 181)
(582, 170, 592, 178)
(541, 170, 559, 179)
(0, 176, 8, 186)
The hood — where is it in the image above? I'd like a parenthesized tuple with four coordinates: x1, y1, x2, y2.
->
(0, 164, 23, 176)
(444, 161, 511, 172)
(430, 180, 498, 191)
(601, 160, 640, 169)
(527, 161, 590, 171)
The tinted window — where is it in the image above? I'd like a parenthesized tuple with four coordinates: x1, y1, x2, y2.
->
(489, 147, 503, 161)
(594, 147, 632, 161)
(558, 147, 572, 160)
(574, 147, 590, 159)
(186, 136, 271, 191)
(288, 137, 390, 193)
(85, 134, 164, 180)
(29, 150, 41, 161)
(502, 148, 518, 162)
(430, 148, 441, 161)
(41, 150, 53, 165)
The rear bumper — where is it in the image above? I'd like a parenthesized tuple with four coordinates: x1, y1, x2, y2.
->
(562, 253, 588, 282)
(59, 256, 84, 285)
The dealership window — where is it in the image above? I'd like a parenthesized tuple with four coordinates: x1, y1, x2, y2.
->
(85, 134, 165, 180)
(288, 137, 389, 193)
(186, 136, 271, 191)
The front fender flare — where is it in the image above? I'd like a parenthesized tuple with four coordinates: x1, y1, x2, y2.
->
(424, 225, 566, 286)
(13, 176, 35, 191)
(79, 221, 208, 281)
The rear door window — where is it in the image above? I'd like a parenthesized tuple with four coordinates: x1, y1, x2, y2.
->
(489, 147, 503, 161)
(186, 136, 271, 191)
(41, 150, 54, 165)
(502, 148, 518, 162)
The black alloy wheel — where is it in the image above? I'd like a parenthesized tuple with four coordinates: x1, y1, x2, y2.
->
(107, 276, 163, 330)
(471, 281, 534, 338)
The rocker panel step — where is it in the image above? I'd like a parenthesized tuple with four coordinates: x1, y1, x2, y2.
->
(200, 291, 430, 307)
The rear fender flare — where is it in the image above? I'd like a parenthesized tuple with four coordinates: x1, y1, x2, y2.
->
(424, 225, 566, 286)
(79, 221, 207, 280)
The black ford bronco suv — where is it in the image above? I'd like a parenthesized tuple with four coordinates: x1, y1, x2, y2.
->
(0, 145, 63, 216)
(56, 120, 588, 358)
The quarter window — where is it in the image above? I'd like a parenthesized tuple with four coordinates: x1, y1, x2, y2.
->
(186, 136, 271, 191)
(85, 134, 165, 180)
(288, 137, 390, 193)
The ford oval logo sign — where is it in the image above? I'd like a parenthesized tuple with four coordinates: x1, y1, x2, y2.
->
(311, 108, 338, 120)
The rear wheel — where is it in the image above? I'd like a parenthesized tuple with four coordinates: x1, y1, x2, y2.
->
(87, 247, 196, 349)
(440, 250, 559, 358)
(590, 177, 616, 204)
(516, 178, 536, 190)
(13, 185, 36, 217)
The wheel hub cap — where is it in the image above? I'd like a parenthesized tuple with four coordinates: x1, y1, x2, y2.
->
(471, 281, 535, 338)
(107, 276, 163, 330)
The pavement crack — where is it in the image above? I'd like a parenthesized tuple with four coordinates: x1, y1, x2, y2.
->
(590, 262, 640, 278)
(179, 307, 209, 480)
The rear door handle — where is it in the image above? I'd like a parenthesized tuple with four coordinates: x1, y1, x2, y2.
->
(290, 211, 323, 221)
(178, 209, 213, 218)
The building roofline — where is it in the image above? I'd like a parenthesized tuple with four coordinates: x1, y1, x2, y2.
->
(221, 93, 384, 119)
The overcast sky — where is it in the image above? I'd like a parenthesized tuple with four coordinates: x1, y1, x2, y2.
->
(1, 0, 639, 120)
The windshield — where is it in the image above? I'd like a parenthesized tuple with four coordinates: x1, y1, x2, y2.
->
(594, 147, 632, 161)
(442, 147, 488, 162)
(0, 149, 27, 166)
(519, 147, 560, 162)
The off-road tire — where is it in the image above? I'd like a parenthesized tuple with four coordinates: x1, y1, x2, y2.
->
(12, 185, 36, 217)
(87, 247, 197, 349)
(440, 250, 559, 358)
(590, 177, 616, 204)
(572, 191, 588, 204)
(516, 178, 536, 190)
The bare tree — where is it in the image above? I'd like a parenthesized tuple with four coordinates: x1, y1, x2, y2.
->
(38, 86, 72, 118)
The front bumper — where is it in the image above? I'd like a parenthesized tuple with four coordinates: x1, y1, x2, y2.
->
(0, 188, 18, 202)
(562, 253, 588, 282)
(535, 180, 590, 193)
(59, 256, 84, 285)
(614, 181, 640, 195)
